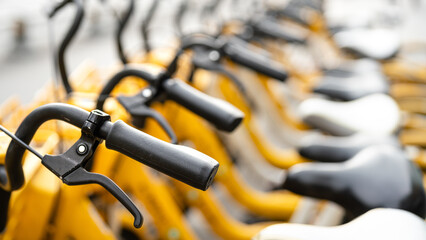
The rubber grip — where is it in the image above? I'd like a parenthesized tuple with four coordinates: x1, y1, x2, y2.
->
(222, 39, 288, 81)
(162, 78, 244, 132)
(105, 121, 219, 190)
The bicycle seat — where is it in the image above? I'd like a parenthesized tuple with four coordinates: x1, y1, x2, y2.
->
(254, 208, 426, 240)
(284, 145, 426, 219)
(299, 94, 400, 136)
(333, 28, 400, 60)
(313, 71, 389, 101)
(297, 133, 400, 162)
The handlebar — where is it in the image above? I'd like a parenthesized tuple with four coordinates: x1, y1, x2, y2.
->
(96, 66, 244, 132)
(0, 103, 219, 230)
(2, 103, 218, 192)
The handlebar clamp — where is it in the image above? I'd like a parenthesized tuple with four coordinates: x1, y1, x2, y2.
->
(82, 109, 111, 140)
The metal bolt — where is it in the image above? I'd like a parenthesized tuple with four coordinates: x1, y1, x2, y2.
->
(142, 88, 152, 98)
(76, 143, 88, 155)
(208, 50, 220, 62)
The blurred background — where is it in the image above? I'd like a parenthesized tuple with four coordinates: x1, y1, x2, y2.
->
(0, 0, 425, 103)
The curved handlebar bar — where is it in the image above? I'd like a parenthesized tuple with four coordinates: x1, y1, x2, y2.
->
(3, 104, 90, 191)
(141, 0, 160, 53)
(48, 0, 85, 94)
(115, 0, 135, 64)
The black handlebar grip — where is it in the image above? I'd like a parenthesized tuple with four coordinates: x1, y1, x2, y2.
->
(104, 120, 219, 190)
(222, 39, 288, 81)
(162, 78, 244, 132)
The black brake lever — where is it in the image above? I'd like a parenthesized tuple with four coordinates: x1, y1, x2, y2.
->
(116, 87, 178, 144)
(63, 168, 142, 228)
(41, 110, 143, 228)
(191, 47, 256, 109)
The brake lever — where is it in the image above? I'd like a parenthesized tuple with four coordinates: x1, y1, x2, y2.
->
(116, 87, 178, 144)
(191, 47, 256, 109)
(41, 110, 143, 228)
(63, 167, 142, 228)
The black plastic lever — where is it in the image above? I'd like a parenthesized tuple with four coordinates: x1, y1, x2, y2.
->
(189, 47, 255, 110)
(116, 89, 178, 144)
(190, 47, 246, 93)
(64, 168, 142, 228)
(41, 110, 143, 228)
(96, 67, 159, 110)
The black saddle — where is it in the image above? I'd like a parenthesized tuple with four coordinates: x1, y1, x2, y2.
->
(313, 71, 389, 101)
(297, 133, 400, 162)
(323, 59, 381, 77)
(284, 145, 426, 220)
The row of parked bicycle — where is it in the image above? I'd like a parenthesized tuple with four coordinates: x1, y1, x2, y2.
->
(0, 0, 426, 239)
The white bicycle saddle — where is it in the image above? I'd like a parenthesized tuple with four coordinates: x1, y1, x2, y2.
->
(299, 94, 400, 136)
(333, 28, 401, 60)
(253, 208, 426, 240)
